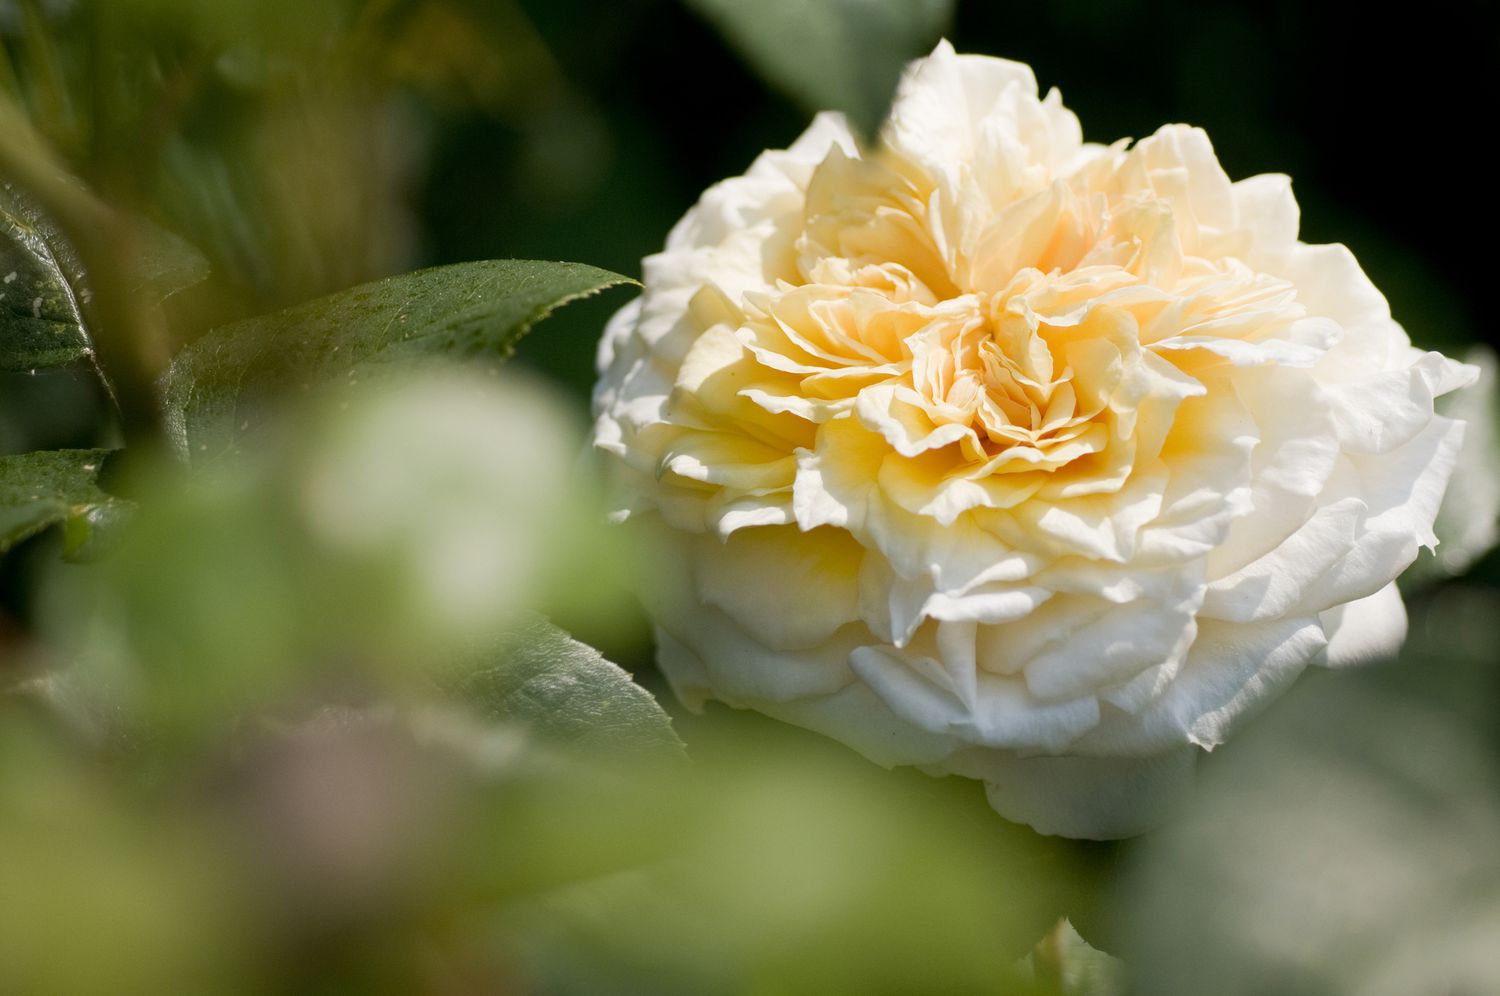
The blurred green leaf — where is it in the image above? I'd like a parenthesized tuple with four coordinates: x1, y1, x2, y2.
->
(1113, 659, 1500, 996)
(507, 713, 1063, 996)
(0, 179, 93, 373)
(681, 0, 952, 137)
(0, 719, 249, 996)
(162, 259, 633, 461)
(133, 222, 212, 305)
(450, 613, 683, 759)
(0, 447, 126, 558)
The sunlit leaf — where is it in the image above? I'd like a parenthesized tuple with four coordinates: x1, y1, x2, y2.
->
(681, 0, 953, 137)
(450, 613, 683, 759)
(0, 447, 127, 559)
(162, 259, 634, 461)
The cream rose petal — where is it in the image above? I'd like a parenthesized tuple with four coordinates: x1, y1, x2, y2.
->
(593, 41, 1479, 839)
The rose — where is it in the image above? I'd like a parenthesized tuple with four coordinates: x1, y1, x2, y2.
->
(592, 41, 1477, 838)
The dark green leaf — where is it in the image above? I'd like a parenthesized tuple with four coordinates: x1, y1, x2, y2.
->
(0, 448, 128, 559)
(450, 613, 683, 760)
(162, 259, 633, 461)
(682, 0, 953, 138)
(1, 178, 210, 375)
(0, 180, 93, 373)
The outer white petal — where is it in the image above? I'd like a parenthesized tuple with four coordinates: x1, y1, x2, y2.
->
(654, 603, 859, 707)
(692, 526, 862, 650)
(1320, 352, 1478, 455)
(1201, 498, 1363, 622)
(1114, 125, 1237, 249)
(944, 747, 1199, 840)
(1280, 241, 1394, 346)
(1288, 415, 1466, 614)
(883, 40, 1042, 173)
(1222, 171, 1298, 268)
(849, 643, 1101, 752)
(1321, 582, 1407, 669)
(1075, 615, 1327, 756)
(664, 110, 855, 254)
(593, 296, 643, 383)
(1020, 591, 1199, 702)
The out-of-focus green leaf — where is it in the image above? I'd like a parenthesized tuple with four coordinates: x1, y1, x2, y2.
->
(0, 718, 248, 996)
(0, 447, 127, 558)
(0, 180, 93, 373)
(161, 259, 633, 461)
(507, 711, 1064, 996)
(133, 222, 212, 305)
(449, 613, 683, 759)
(1113, 659, 1500, 996)
(681, 0, 952, 137)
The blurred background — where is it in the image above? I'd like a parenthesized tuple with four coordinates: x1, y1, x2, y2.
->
(2, 1, 1499, 993)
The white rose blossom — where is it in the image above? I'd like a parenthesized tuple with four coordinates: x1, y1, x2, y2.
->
(591, 41, 1478, 838)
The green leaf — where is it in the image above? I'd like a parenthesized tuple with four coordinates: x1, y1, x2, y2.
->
(450, 613, 683, 760)
(133, 222, 212, 305)
(0, 180, 93, 373)
(162, 259, 633, 462)
(682, 0, 953, 138)
(1, 179, 210, 374)
(0, 448, 128, 559)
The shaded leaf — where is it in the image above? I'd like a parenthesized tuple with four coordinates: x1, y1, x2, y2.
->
(162, 259, 633, 461)
(0, 448, 128, 559)
(1, 178, 210, 375)
(1114, 661, 1500, 996)
(682, 0, 952, 137)
(0, 180, 93, 373)
(133, 222, 212, 305)
(450, 613, 683, 760)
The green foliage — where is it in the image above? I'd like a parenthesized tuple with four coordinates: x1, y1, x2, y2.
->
(0, 448, 126, 558)
(508, 711, 1071, 996)
(162, 260, 633, 461)
(0, 1, 1495, 994)
(453, 613, 685, 758)
(46, 366, 632, 739)
(1112, 604, 1500, 995)
(681, 0, 953, 137)
(0, 721, 246, 996)
(132, 222, 212, 305)
(0, 182, 210, 376)
(0, 180, 93, 372)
